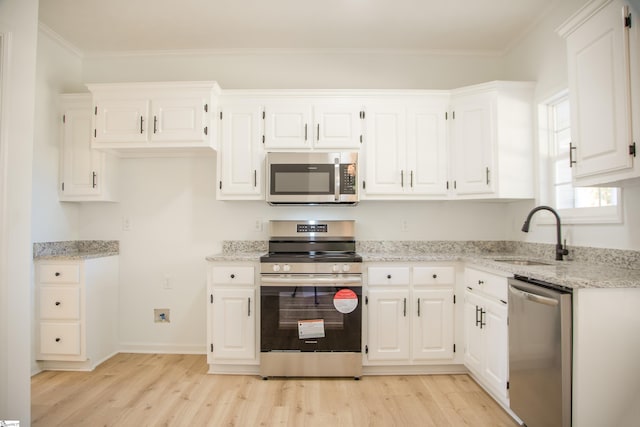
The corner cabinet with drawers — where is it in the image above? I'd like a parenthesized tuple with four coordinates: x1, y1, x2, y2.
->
(463, 266, 509, 407)
(35, 256, 119, 371)
(364, 263, 461, 371)
(206, 262, 259, 374)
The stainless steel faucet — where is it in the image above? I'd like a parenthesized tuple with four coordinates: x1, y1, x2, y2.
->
(521, 205, 569, 261)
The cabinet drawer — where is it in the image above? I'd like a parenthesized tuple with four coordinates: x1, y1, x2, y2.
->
(40, 287, 81, 320)
(212, 266, 255, 285)
(39, 322, 81, 356)
(39, 264, 81, 284)
(465, 268, 508, 301)
(368, 267, 410, 285)
(413, 266, 455, 285)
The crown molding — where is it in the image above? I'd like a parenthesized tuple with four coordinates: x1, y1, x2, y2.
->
(38, 23, 83, 58)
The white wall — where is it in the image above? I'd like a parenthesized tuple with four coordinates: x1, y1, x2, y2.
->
(77, 155, 511, 352)
(502, 0, 640, 251)
(82, 50, 507, 90)
(32, 28, 85, 242)
(0, 0, 38, 424)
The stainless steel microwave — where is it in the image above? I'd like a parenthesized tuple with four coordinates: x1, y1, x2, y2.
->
(266, 152, 359, 205)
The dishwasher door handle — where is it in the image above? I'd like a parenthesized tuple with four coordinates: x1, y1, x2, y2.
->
(509, 284, 558, 307)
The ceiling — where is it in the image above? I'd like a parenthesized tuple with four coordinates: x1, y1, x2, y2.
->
(38, 0, 559, 54)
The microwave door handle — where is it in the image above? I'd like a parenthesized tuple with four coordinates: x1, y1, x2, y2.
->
(334, 158, 340, 201)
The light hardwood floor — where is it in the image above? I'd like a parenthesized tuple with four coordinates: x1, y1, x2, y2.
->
(32, 353, 519, 426)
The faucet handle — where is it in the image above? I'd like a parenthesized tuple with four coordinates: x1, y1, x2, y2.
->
(562, 239, 569, 256)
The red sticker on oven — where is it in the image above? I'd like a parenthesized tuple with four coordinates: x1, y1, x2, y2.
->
(333, 289, 358, 314)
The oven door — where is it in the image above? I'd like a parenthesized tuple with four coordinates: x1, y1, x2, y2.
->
(260, 275, 362, 353)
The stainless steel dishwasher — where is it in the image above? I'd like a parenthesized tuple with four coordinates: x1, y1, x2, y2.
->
(508, 276, 572, 427)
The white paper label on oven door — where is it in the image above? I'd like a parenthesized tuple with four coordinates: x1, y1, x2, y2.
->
(333, 289, 358, 314)
(298, 319, 325, 339)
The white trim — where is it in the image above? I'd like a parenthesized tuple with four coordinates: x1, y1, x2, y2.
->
(118, 342, 206, 354)
(537, 90, 623, 225)
(37, 22, 83, 58)
(81, 47, 505, 59)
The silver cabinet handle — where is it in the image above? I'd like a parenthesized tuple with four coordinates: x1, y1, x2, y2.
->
(153, 115, 158, 133)
(403, 298, 407, 317)
(317, 123, 320, 141)
(140, 116, 144, 134)
(410, 170, 414, 188)
(417, 298, 421, 317)
(304, 124, 308, 141)
(248, 297, 251, 317)
(401, 170, 404, 188)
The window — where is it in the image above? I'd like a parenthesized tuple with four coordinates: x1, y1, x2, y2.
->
(545, 93, 621, 223)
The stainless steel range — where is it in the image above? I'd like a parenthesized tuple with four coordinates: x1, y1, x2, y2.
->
(259, 220, 362, 379)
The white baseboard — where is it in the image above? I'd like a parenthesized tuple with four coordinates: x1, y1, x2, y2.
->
(118, 342, 206, 354)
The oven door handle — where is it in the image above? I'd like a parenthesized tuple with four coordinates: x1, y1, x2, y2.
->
(260, 276, 362, 286)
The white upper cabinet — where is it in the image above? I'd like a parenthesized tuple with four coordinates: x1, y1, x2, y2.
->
(87, 81, 220, 155)
(58, 94, 118, 202)
(362, 94, 449, 199)
(557, 0, 639, 186)
(263, 99, 363, 150)
(449, 81, 535, 199)
(217, 102, 264, 199)
(362, 103, 407, 195)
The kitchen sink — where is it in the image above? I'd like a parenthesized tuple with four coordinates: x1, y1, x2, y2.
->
(493, 259, 553, 266)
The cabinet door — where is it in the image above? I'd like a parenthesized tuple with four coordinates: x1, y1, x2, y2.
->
(60, 105, 104, 197)
(94, 98, 149, 143)
(151, 97, 207, 143)
(367, 288, 410, 361)
(218, 104, 264, 199)
(363, 104, 406, 195)
(463, 290, 485, 374)
(483, 297, 508, 400)
(264, 103, 312, 149)
(451, 93, 494, 195)
(412, 288, 454, 361)
(566, 1, 634, 181)
(212, 288, 256, 361)
(313, 103, 362, 149)
(407, 103, 449, 196)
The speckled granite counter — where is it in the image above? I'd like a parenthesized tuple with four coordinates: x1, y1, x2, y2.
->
(33, 240, 119, 260)
(207, 240, 640, 290)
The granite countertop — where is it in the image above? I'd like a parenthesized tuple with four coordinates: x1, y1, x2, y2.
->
(33, 240, 119, 260)
(206, 240, 640, 290)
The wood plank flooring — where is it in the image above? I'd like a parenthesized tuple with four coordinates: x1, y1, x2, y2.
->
(32, 353, 519, 427)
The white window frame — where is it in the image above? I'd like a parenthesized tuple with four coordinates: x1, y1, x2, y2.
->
(539, 90, 623, 225)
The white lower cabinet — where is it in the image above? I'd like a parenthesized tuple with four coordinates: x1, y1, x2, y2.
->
(36, 256, 119, 370)
(365, 264, 456, 366)
(463, 267, 509, 406)
(207, 263, 258, 372)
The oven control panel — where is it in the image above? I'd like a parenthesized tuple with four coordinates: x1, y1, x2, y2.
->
(297, 224, 328, 233)
(261, 262, 362, 275)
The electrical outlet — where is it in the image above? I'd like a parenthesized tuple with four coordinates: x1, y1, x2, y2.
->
(122, 216, 132, 231)
(401, 220, 409, 232)
(154, 308, 170, 323)
(254, 218, 263, 232)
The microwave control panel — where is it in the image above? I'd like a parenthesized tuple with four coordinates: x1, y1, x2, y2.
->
(340, 163, 357, 195)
